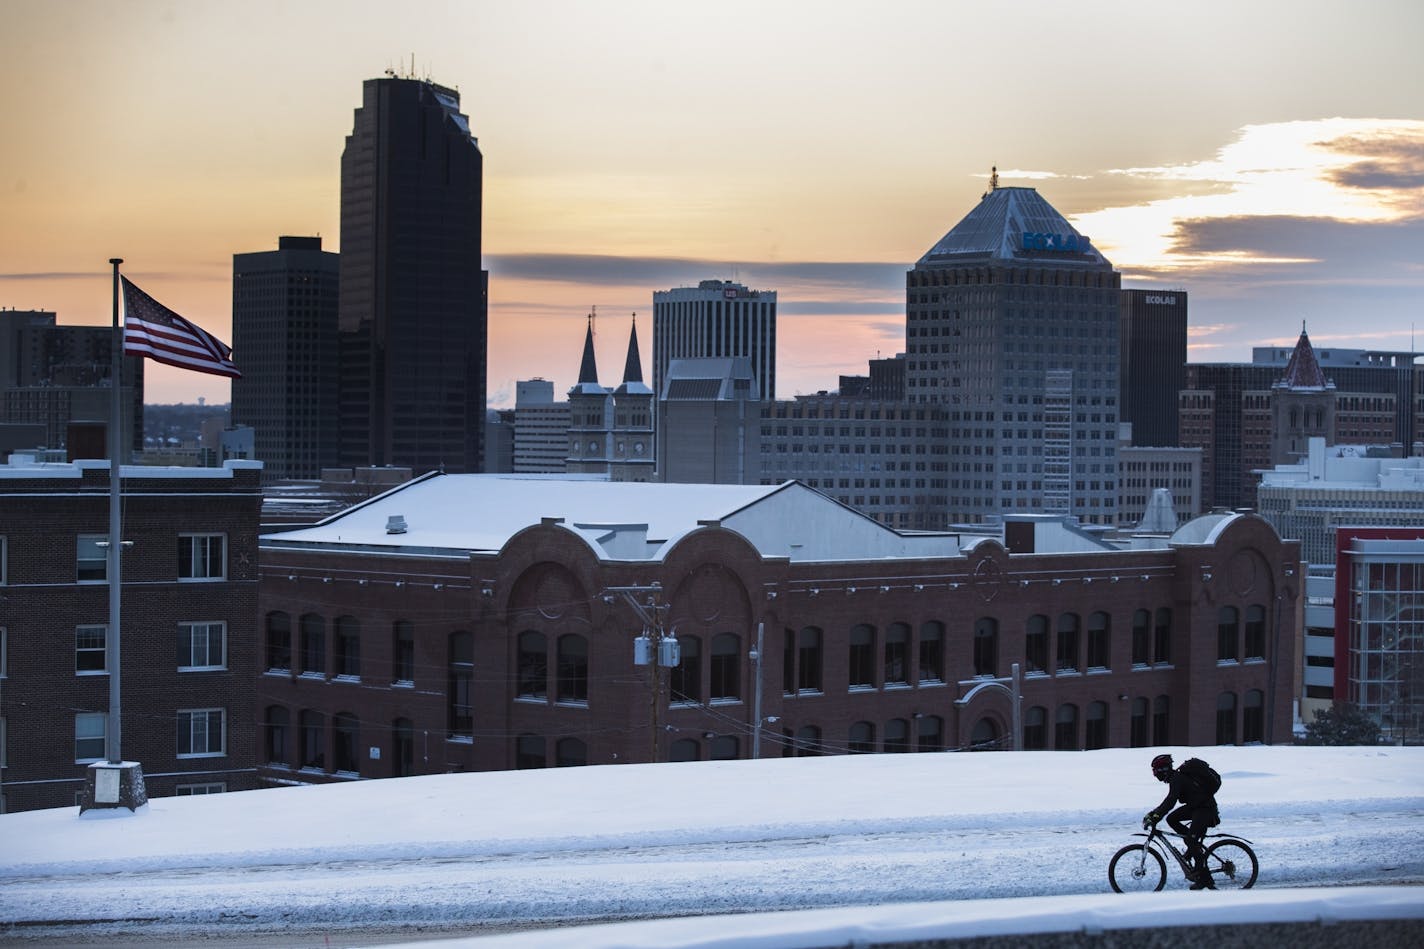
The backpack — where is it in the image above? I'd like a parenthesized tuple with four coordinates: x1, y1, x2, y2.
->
(1179, 757, 1222, 796)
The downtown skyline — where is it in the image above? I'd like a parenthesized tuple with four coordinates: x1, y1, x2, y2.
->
(2, 0, 1422, 405)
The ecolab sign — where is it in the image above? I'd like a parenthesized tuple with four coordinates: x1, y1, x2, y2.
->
(1021, 232, 1091, 253)
(1143, 295, 1178, 305)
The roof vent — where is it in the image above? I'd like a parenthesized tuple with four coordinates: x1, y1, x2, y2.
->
(386, 515, 408, 535)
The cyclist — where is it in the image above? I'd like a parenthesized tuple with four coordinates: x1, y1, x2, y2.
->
(1143, 753, 1219, 889)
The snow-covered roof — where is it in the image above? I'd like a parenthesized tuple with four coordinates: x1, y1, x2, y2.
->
(1169, 511, 1242, 546)
(260, 474, 966, 563)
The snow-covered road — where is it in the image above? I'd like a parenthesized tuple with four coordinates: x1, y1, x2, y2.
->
(2, 746, 1421, 946)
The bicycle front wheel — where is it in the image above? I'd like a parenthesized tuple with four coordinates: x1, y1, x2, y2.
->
(1204, 839, 1258, 890)
(1109, 843, 1166, 893)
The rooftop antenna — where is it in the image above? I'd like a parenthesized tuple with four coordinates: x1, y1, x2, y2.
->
(590, 305, 596, 337)
(984, 165, 999, 198)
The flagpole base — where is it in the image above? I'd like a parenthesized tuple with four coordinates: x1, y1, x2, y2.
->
(79, 761, 148, 818)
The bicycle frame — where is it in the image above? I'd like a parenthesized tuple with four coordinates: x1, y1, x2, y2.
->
(1133, 825, 1255, 879)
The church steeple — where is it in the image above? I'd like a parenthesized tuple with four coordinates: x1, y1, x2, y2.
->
(622, 315, 644, 385)
(1277, 322, 1330, 391)
(577, 311, 599, 386)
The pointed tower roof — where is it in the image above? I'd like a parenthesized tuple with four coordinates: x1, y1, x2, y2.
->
(918, 186, 1112, 268)
(614, 316, 653, 397)
(569, 312, 608, 396)
(1136, 487, 1179, 534)
(1275, 323, 1332, 391)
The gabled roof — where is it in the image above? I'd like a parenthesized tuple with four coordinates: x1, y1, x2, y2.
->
(918, 186, 1111, 268)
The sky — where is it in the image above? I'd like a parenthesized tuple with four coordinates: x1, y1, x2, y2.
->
(1, 745, 1421, 946)
(1, 0, 1422, 407)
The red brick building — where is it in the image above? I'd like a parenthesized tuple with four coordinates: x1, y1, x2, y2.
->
(0, 457, 262, 812)
(255, 474, 1302, 785)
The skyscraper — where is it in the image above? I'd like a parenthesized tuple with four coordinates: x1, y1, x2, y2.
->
(1118, 288, 1187, 448)
(232, 236, 339, 480)
(905, 182, 1121, 524)
(338, 75, 487, 474)
(652, 280, 776, 404)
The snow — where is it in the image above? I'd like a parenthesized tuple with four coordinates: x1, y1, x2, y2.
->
(1, 745, 1421, 947)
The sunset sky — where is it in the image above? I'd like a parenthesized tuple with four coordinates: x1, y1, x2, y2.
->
(2, 0, 1421, 405)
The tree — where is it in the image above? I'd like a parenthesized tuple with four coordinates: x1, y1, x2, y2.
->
(1300, 703, 1382, 746)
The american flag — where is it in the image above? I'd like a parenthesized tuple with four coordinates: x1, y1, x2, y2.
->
(121, 277, 240, 378)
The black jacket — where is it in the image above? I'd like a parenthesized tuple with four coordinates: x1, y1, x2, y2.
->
(1156, 768, 1216, 815)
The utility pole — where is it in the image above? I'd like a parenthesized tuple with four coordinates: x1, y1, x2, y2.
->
(603, 583, 678, 763)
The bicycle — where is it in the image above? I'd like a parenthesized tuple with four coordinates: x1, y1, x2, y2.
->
(1108, 817, 1259, 892)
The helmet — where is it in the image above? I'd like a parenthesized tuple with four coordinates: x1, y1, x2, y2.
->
(1151, 754, 1173, 780)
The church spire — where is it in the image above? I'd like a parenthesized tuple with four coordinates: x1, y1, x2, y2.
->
(577, 310, 599, 385)
(622, 315, 644, 385)
(1278, 322, 1329, 390)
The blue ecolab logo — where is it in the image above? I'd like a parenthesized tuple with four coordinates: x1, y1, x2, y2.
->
(1021, 232, 1090, 252)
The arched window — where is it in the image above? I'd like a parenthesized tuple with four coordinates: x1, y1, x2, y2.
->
(916, 714, 944, 752)
(795, 725, 821, 757)
(1243, 689, 1265, 743)
(1087, 612, 1111, 669)
(1023, 706, 1047, 750)
(849, 720, 875, 754)
(1216, 692, 1238, 744)
(448, 631, 474, 738)
(710, 735, 739, 760)
(392, 621, 415, 684)
(1153, 608, 1172, 664)
(557, 634, 588, 704)
(299, 613, 325, 676)
(797, 626, 823, 693)
(334, 616, 360, 678)
(264, 705, 289, 766)
(970, 717, 999, 751)
(1055, 703, 1079, 750)
(393, 718, 414, 776)
(1131, 609, 1150, 665)
(919, 621, 945, 683)
(885, 718, 910, 753)
(265, 612, 291, 672)
(885, 622, 910, 686)
(669, 738, 700, 762)
(1218, 607, 1240, 662)
(555, 737, 587, 767)
(849, 624, 875, 689)
(517, 630, 548, 699)
(1025, 615, 1049, 674)
(711, 633, 740, 701)
(973, 617, 998, 677)
(333, 712, 359, 773)
(1153, 695, 1171, 745)
(670, 634, 701, 703)
(1085, 701, 1108, 750)
(516, 734, 545, 769)
(1056, 613, 1081, 673)
(1244, 605, 1267, 659)
(1127, 696, 1150, 747)
(298, 709, 324, 770)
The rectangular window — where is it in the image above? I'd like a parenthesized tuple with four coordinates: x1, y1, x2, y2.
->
(0, 535, 7, 585)
(177, 708, 226, 757)
(178, 621, 226, 671)
(1, 715, 6, 769)
(77, 534, 107, 583)
(178, 533, 226, 581)
(75, 711, 106, 762)
(174, 782, 226, 796)
(76, 625, 107, 674)
(0, 626, 6, 679)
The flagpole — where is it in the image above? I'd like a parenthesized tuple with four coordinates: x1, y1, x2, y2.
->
(107, 258, 123, 765)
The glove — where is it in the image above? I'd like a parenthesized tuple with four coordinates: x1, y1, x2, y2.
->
(1142, 812, 1158, 829)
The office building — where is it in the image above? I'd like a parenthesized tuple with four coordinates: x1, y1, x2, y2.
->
(1118, 289, 1187, 448)
(0, 456, 262, 812)
(513, 379, 569, 474)
(658, 357, 762, 485)
(1183, 329, 1421, 511)
(653, 280, 777, 403)
(904, 181, 1122, 525)
(338, 75, 488, 475)
(255, 474, 1300, 785)
(232, 236, 339, 481)
(0, 309, 143, 457)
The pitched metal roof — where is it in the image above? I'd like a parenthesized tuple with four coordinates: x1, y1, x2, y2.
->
(917, 186, 1111, 268)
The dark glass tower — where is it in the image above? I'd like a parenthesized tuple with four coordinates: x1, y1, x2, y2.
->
(1118, 288, 1187, 448)
(338, 76, 487, 474)
(232, 236, 339, 480)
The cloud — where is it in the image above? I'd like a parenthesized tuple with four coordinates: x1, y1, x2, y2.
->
(1319, 130, 1424, 195)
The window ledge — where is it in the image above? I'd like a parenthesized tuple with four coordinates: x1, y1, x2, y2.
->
(884, 682, 912, 691)
(177, 752, 226, 760)
(298, 672, 326, 681)
(179, 666, 227, 673)
(514, 695, 548, 704)
(264, 668, 292, 677)
(332, 674, 361, 684)
(849, 684, 876, 693)
(446, 735, 474, 745)
(1056, 669, 1082, 677)
(555, 700, 589, 708)
(1217, 659, 1241, 667)
(392, 680, 415, 689)
(1087, 667, 1111, 675)
(709, 698, 742, 707)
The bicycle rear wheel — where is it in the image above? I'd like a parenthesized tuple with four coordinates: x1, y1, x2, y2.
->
(1204, 839, 1258, 890)
(1109, 843, 1166, 893)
